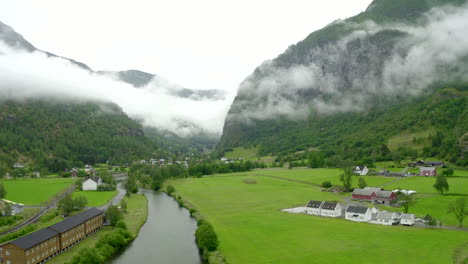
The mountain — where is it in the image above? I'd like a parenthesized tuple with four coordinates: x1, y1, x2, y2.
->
(0, 21, 225, 101)
(97, 70, 226, 101)
(218, 0, 468, 166)
(0, 100, 159, 173)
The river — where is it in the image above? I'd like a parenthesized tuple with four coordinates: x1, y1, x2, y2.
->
(112, 190, 201, 264)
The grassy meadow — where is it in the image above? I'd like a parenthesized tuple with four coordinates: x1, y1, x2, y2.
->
(168, 169, 467, 264)
(0, 178, 74, 205)
(72, 190, 117, 207)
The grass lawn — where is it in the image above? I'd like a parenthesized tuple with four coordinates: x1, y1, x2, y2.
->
(224, 147, 258, 159)
(453, 169, 468, 177)
(168, 174, 467, 264)
(383, 176, 468, 195)
(250, 168, 398, 188)
(387, 129, 433, 151)
(73, 190, 117, 207)
(0, 178, 74, 205)
(122, 193, 148, 236)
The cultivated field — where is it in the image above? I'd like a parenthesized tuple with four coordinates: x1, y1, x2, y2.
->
(168, 169, 467, 264)
(72, 190, 117, 207)
(0, 178, 74, 205)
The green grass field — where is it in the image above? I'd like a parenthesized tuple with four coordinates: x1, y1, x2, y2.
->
(72, 190, 117, 207)
(224, 147, 258, 159)
(0, 178, 74, 205)
(168, 172, 467, 264)
(387, 129, 433, 151)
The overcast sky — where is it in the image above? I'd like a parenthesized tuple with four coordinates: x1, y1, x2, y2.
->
(0, 0, 372, 92)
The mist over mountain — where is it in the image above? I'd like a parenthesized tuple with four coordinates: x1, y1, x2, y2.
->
(0, 21, 233, 137)
(219, 0, 468, 165)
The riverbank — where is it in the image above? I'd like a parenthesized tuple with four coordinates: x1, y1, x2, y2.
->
(47, 193, 148, 264)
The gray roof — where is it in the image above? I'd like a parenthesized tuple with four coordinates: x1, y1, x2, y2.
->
(321, 202, 339, 210)
(376, 190, 394, 198)
(306, 200, 323, 208)
(352, 189, 374, 196)
(10, 228, 58, 250)
(355, 165, 367, 171)
(346, 206, 369, 214)
(49, 208, 103, 233)
(376, 211, 395, 220)
(401, 213, 415, 220)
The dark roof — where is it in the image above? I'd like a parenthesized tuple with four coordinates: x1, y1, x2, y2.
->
(321, 202, 339, 210)
(346, 206, 369, 214)
(85, 176, 101, 183)
(306, 200, 323, 208)
(352, 189, 374, 196)
(10, 228, 58, 250)
(49, 208, 103, 233)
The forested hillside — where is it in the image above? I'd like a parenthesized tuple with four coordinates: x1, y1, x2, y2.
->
(0, 100, 159, 173)
(218, 0, 468, 166)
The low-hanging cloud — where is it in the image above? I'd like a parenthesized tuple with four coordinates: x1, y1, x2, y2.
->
(231, 3, 468, 121)
(0, 43, 234, 137)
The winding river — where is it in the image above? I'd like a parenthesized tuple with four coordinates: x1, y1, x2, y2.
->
(112, 190, 201, 264)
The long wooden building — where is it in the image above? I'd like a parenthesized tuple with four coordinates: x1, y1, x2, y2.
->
(0, 208, 104, 264)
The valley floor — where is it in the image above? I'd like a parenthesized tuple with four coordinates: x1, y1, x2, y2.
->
(167, 168, 468, 264)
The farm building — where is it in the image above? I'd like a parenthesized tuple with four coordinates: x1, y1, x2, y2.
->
(305, 200, 323, 216)
(354, 166, 369, 176)
(82, 176, 102, 191)
(352, 189, 396, 205)
(400, 213, 415, 226)
(320, 202, 342, 217)
(419, 167, 437, 176)
(345, 206, 371, 222)
(0, 208, 103, 264)
(373, 211, 400, 226)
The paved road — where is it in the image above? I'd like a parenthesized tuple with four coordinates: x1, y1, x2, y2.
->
(98, 182, 126, 211)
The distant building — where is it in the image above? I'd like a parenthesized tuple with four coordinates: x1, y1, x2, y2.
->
(345, 206, 372, 222)
(424, 161, 445, 167)
(305, 200, 323, 216)
(419, 167, 437, 176)
(12, 163, 25, 169)
(400, 213, 415, 226)
(354, 166, 369, 176)
(84, 164, 93, 174)
(320, 202, 342, 217)
(352, 189, 397, 205)
(31, 171, 40, 178)
(374, 211, 399, 226)
(82, 176, 102, 191)
(11, 204, 24, 215)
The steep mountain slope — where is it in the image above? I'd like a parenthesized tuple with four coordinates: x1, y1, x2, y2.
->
(219, 0, 468, 165)
(0, 100, 159, 172)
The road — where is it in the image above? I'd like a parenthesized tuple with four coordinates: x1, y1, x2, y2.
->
(0, 185, 76, 236)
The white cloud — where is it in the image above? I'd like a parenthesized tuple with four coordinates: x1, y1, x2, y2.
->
(0, 43, 234, 137)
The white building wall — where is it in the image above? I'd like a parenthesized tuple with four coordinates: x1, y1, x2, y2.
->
(83, 179, 98, 191)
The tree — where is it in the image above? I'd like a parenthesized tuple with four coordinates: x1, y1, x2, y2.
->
(70, 247, 103, 264)
(166, 185, 176, 194)
(0, 183, 7, 199)
(358, 177, 367, 189)
(74, 195, 88, 210)
(321, 181, 332, 188)
(448, 198, 467, 227)
(340, 166, 353, 192)
(397, 193, 415, 213)
(195, 222, 219, 251)
(433, 175, 449, 195)
(120, 199, 127, 213)
(58, 193, 75, 215)
(442, 168, 454, 177)
(106, 205, 123, 227)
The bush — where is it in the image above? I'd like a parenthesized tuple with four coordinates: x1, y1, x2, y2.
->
(195, 222, 219, 252)
(69, 247, 103, 264)
(115, 220, 127, 230)
(321, 181, 332, 188)
(166, 185, 176, 194)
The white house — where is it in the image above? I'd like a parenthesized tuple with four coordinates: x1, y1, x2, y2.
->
(84, 164, 93, 174)
(354, 166, 369, 176)
(305, 200, 323, 215)
(320, 202, 342, 217)
(82, 176, 102, 191)
(345, 206, 372, 222)
(400, 213, 415, 226)
(373, 211, 399, 225)
(11, 204, 24, 215)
